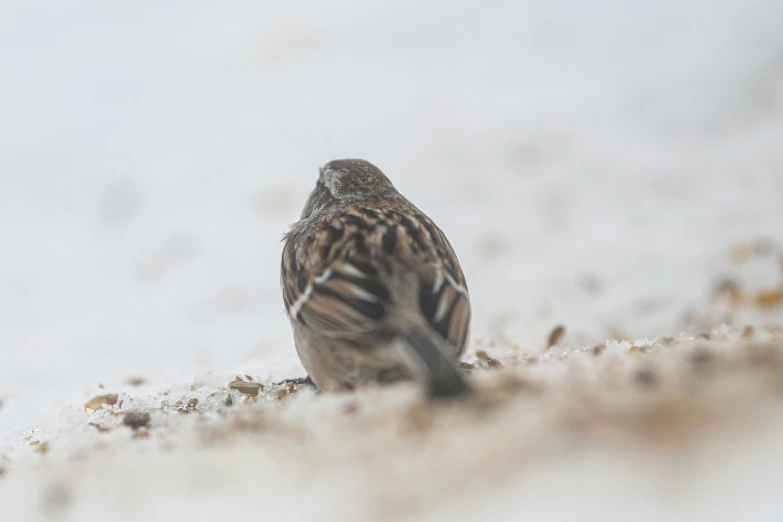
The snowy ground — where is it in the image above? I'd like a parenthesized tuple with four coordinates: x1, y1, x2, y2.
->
(1, 1, 783, 520)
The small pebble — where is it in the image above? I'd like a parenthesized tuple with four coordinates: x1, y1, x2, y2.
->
(590, 343, 606, 356)
(123, 411, 151, 430)
(88, 422, 111, 433)
(634, 367, 659, 388)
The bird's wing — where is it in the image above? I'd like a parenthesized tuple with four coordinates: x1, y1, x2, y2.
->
(281, 208, 470, 350)
(281, 212, 392, 341)
(411, 212, 471, 354)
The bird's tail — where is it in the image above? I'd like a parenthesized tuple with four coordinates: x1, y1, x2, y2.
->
(399, 324, 469, 399)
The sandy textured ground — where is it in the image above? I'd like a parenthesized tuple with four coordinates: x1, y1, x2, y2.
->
(3, 240, 783, 520)
(3, 325, 783, 521)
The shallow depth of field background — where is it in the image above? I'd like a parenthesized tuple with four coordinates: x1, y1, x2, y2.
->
(2, 0, 783, 455)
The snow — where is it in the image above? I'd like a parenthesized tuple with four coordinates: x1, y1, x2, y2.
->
(1, 0, 783, 520)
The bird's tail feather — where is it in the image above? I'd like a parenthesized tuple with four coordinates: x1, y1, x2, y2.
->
(399, 324, 469, 399)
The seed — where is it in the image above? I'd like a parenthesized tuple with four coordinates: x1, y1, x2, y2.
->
(546, 324, 566, 349)
(84, 393, 119, 411)
(228, 381, 263, 396)
(756, 288, 783, 309)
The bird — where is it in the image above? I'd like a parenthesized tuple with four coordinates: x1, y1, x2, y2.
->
(280, 159, 471, 398)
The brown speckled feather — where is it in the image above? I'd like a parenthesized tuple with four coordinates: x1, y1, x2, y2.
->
(280, 158, 471, 396)
(281, 205, 470, 351)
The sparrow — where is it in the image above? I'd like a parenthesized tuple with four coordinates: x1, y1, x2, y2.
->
(280, 159, 471, 398)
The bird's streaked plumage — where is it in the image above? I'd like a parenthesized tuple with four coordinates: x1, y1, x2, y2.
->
(280, 159, 471, 398)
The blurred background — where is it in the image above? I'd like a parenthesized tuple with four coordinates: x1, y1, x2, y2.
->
(1, 0, 783, 439)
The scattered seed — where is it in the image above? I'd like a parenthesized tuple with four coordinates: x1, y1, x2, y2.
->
(742, 325, 755, 338)
(590, 343, 606, 356)
(755, 287, 783, 309)
(34, 442, 50, 454)
(475, 349, 489, 361)
(126, 377, 146, 387)
(123, 411, 151, 430)
(84, 393, 119, 411)
(486, 357, 504, 369)
(132, 429, 150, 440)
(228, 381, 263, 396)
(177, 398, 199, 413)
(275, 389, 288, 400)
(88, 422, 111, 433)
(546, 324, 566, 349)
(460, 362, 477, 371)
